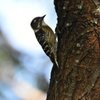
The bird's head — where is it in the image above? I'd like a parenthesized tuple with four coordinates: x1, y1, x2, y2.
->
(31, 15, 46, 30)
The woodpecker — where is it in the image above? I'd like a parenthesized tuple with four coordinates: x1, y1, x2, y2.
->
(30, 15, 58, 68)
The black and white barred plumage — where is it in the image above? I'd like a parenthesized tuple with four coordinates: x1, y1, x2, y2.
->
(30, 15, 58, 67)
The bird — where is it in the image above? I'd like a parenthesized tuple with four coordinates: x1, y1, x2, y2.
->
(30, 15, 58, 68)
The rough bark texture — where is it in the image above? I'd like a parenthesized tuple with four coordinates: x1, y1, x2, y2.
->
(47, 0, 100, 100)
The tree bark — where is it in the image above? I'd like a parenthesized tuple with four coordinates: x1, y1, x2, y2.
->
(47, 0, 100, 100)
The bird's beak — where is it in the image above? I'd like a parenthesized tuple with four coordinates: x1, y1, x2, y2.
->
(40, 15, 46, 24)
(42, 15, 46, 19)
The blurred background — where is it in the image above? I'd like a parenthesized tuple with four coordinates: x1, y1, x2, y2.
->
(0, 0, 57, 100)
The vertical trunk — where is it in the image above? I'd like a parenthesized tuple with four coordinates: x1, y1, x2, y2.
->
(47, 0, 100, 100)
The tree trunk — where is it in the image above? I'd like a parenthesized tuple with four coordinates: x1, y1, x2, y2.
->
(47, 0, 100, 100)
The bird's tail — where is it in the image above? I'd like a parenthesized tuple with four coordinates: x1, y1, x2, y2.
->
(50, 53, 59, 68)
